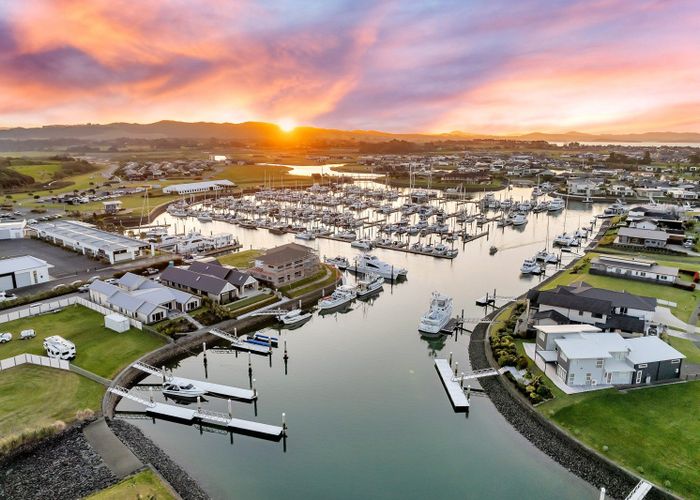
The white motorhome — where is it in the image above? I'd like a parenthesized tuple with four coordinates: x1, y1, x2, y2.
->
(43, 336, 76, 360)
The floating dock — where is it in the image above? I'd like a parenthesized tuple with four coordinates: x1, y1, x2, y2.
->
(109, 387, 284, 439)
(209, 328, 271, 355)
(131, 362, 256, 401)
(434, 359, 469, 410)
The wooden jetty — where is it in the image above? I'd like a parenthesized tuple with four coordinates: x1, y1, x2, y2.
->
(462, 230, 489, 244)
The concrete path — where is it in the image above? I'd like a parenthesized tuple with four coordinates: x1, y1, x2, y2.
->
(654, 306, 700, 335)
(83, 418, 142, 479)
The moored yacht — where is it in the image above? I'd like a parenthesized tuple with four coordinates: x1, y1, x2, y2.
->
(418, 292, 453, 334)
(547, 198, 566, 212)
(277, 309, 312, 325)
(511, 213, 528, 226)
(317, 285, 357, 310)
(324, 256, 350, 270)
(350, 238, 373, 250)
(535, 250, 560, 264)
(353, 254, 407, 280)
(295, 231, 316, 240)
(520, 259, 543, 275)
(162, 378, 206, 399)
(356, 273, 384, 298)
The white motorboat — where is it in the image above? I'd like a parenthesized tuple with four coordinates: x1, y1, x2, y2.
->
(356, 273, 384, 298)
(162, 378, 206, 399)
(295, 231, 316, 240)
(520, 259, 543, 275)
(317, 285, 357, 310)
(337, 230, 357, 240)
(277, 309, 312, 325)
(553, 233, 576, 247)
(511, 213, 528, 226)
(324, 256, 350, 270)
(418, 292, 453, 334)
(353, 254, 407, 280)
(197, 212, 213, 222)
(547, 198, 566, 212)
(535, 250, 560, 264)
(350, 238, 373, 250)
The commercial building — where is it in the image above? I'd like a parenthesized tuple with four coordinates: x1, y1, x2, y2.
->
(590, 255, 679, 286)
(30, 220, 153, 264)
(0, 220, 26, 239)
(162, 180, 235, 195)
(249, 243, 320, 286)
(89, 272, 200, 324)
(0, 255, 54, 291)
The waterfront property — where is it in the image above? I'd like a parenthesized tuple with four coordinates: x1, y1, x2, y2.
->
(89, 272, 200, 324)
(528, 282, 657, 335)
(615, 227, 669, 249)
(160, 261, 258, 304)
(589, 255, 679, 286)
(0, 255, 53, 291)
(30, 220, 153, 264)
(249, 243, 321, 287)
(533, 325, 684, 387)
(162, 179, 235, 195)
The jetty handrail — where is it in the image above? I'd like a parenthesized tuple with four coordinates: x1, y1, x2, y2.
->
(450, 368, 500, 382)
(109, 385, 156, 408)
(624, 480, 653, 500)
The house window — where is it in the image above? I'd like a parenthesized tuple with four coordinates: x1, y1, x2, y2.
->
(596, 359, 604, 368)
(560, 353, 568, 363)
(592, 313, 603, 319)
(567, 373, 575, 385)
(671, 359, 680, 364)
(637, 363, 648, 368)
(578, 310, 584, 316)
(537, 331, 544, 341)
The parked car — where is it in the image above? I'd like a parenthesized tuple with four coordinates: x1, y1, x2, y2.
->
(144, 267, 159, 275)
(87, 276, 101, 283)
(20, 329, 36, 340)
(0, 291, 17, 302)
(0, 332, 13, 343)
(104, 278, 118, 285)
(78, 284, 90, 293)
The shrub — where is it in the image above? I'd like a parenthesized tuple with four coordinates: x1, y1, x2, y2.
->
(516, 356, 529, 370)
(497, 354, 517, 367)
(536, 384, 552, 399)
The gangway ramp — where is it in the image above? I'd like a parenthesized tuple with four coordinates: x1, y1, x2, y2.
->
(209, 328, 271, 355)
(453, 368, 500, 381)
(625, 480, 653, 500)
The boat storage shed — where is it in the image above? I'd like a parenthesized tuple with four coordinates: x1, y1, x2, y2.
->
(104, 313, 130, 333)
(0, 255, 53, 291)
(0, 220, 26, 239)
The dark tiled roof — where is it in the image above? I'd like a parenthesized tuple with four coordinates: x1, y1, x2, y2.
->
(257, 243, 316, 266)
(599, 315, 645, 333)
(534, 282, 656, 314)
(532, 309, 570, 324)
(160, 267, 230, 295)
(188, 261, 230, 279)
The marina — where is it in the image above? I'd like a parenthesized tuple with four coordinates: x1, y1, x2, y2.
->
(434, 359, 470, 410)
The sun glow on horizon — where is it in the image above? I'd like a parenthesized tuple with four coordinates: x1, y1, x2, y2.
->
(278, 118, 297, 133)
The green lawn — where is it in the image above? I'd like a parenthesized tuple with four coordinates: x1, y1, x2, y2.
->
(226, 293, 277, 317)
(0, 305, 165, 378)
(218, 249, 262, 268)
(547, 382, 700, 499)
(283, 266, 339, 298)
(86, 468, 175, 500)
(0, 365, 104, 451)
(215, 163, 311, 188)
(667, 336, 700, 364)
(542, 255, 699, 323)
(9, 163, 62, 183)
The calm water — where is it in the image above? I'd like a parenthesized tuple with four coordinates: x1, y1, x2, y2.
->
(120, 187, 606, 499)
(256, 162, 380, 179)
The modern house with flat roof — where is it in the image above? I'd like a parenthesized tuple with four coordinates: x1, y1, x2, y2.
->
(528, 282, 656, 335)
(162, 180, 235, 195)
(616, 227, 669, 248)
(30, 220, 153, 264)
(249, 243, 320, 286)
(534, 325, 684, 387)
(0, 255, 53, 291)
(590, 255, 679, 286)
(89, 272, 200, 324)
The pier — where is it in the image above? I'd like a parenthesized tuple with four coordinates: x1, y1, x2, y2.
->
(108, 387, 284, 438)
(434, 359, 469, 410)
(209, 328, 272, 355)
(131, 361, 256, 401)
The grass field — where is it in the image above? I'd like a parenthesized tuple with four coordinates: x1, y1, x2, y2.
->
(541, 254, 699, 323)
(214, 163, 311, 188)
(546, 382, 700, 499)
(87, 468, 175, 500)
(0, 305, 166, 378)
(217, 249, 262, 268)
(667, 336, 700, 364)
(9, 163, 63, 183)
(0, 365, 104, 450)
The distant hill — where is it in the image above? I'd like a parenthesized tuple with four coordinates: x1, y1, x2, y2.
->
(0, 121, 698, 144)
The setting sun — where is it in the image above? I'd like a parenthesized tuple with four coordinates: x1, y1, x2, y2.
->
(278, 118, 297, 133)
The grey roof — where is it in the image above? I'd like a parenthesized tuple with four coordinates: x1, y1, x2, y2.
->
(257, 243, 316, 266)
(625, 337, 685, 364)
(0, 255, 53, 274)
(160, 267, 231, 295)
(599, 315, 645, 333)
(536, 283, 656, 314)
(31, 220, 149, 253)
(591, 257, 678, 277)
(532, 309, 570, 324)
(617, 227, 669, 241)
(189, 261, 230, 279)
(226, 269, 255, 287)
(556, 333, 628, 359)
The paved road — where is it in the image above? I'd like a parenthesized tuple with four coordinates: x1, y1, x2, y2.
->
(83, 417, 143, 479)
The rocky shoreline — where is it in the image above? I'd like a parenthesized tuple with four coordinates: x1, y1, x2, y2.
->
(469, 319, 673, 500)
(109, 419, 209, 500)
(0, 425, 115, 500)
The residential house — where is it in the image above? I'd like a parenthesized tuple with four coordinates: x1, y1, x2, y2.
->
(160, 261, 258, 304)
(249, 243, 320, 286)
(534, 325, 684, 387)
(590, 255, 678, 286)
(528, 282, 657, 335)
(88, 272, 200, 324)
(615, 227, 669, 248)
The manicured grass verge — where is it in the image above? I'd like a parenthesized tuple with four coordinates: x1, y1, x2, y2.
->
(0, 305, 166, 378)
(540, 255, 699, 323)
(227, 294, 277, 317)
(0, 365, 103, 453)
(283, 266, 339, 298)
(217, 249, 262, 268)
(667, 336, 700, 364)
(546, 382, 700, 499)
(86, 468, 175, 500)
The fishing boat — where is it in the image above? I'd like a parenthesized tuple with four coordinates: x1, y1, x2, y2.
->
(356, 273, 384, 298)
(547, 198, 566, 212)
(317, 285, 357, 310)
(511, 213, 528, 226)
(277, 309, 312, 325)
(520, 259, 543, 275)
(350, 239, 373, 250)
(418, 292, 453, 334)
(353, 254, 407, 280)
(162, 378, 206, 399)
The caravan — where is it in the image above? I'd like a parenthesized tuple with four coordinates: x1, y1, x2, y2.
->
(43, 336, 76, 360)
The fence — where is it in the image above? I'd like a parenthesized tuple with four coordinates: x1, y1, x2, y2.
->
(0, 296, 142, 330)
(0, 353, 70, 372)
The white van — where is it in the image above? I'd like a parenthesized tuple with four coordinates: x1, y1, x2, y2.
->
(43, 336, 76, 360)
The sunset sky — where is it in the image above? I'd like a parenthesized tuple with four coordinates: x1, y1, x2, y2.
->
(1, 0, 699, 134)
